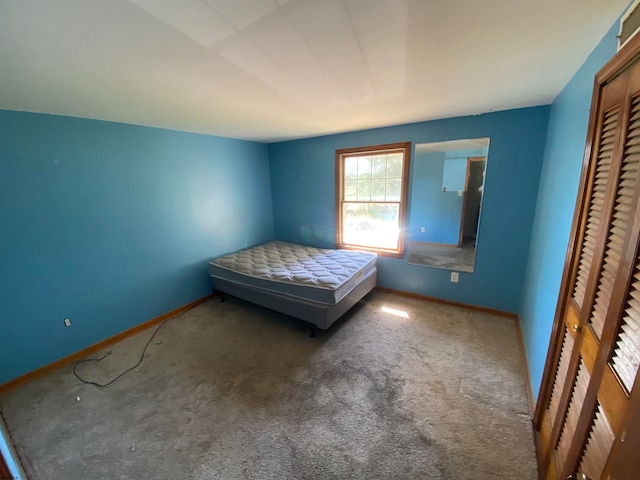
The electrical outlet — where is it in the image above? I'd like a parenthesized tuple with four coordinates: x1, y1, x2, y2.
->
(450, 272, 459, 283)
(64, 318, 72, 327)
(420, 227, 425, 233)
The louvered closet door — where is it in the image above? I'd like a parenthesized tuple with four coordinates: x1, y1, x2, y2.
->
(536, 52, 640, 480)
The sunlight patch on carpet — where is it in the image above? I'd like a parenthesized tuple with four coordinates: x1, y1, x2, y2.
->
(381, 306, 409, 318)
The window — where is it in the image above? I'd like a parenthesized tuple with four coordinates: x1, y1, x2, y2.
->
(335, 142, 411, 257)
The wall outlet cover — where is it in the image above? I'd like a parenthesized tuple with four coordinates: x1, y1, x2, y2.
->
(450, 272, 459, 283)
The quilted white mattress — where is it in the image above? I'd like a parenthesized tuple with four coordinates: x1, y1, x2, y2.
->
(209, 241, 378, 304)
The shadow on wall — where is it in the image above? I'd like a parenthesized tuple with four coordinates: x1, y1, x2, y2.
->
(299, 224, 335, 247)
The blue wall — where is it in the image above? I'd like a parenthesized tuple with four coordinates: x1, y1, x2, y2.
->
(442, 157, 467, 192)
(519, 23, 620, 399)
(269, 106, 550, 313)
(0, 111, 274, 385)
(411, 146, 489, 244)
(410, 152, 463, 244)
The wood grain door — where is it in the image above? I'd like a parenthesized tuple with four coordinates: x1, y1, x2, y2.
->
(534, 35, 640, 480)
(605, 380, 640, 478)
(458, 157, 485, 247)
(0, 450, 11, 480)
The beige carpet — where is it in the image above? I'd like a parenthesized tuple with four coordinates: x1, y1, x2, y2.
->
(408, 242, 477, 272)
(1, 291, 538, 479)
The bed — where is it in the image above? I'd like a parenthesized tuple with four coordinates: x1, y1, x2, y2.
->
(208, 241, 377, 331)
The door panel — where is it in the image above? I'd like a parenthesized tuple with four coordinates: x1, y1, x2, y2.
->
(0, 450, 10, 480)
(608, 376, 640, 479)
(610, 260, 640, 391)
(568, 62, 640, 479)
(578, 402, 615, 479)
(556, 360, 590, 472)
(571, 105, 621, 311)
(536, 38, 640, 480)
(538, 70, 628, 477)
(548, 328, 576, 425)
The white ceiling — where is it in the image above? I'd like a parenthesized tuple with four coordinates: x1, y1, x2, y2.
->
(0, 0, 630, 142)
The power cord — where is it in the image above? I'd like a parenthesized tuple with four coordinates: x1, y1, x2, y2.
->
(72, 310, 187, 387)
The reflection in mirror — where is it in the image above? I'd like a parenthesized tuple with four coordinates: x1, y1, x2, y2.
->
(408, 138, 490, 273)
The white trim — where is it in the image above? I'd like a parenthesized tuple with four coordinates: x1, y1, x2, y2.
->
(618, 0, 640, 50)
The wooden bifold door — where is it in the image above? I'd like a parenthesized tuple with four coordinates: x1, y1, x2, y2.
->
(533, 33, 640, 480)
(0, 451, 11, 480)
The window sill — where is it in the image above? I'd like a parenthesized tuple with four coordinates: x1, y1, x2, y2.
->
(336, 243, 405, 258)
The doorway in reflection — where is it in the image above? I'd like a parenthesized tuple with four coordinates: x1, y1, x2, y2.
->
(408, 138, 490, 273)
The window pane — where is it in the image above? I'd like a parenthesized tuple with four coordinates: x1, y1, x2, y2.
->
(337, 142, 409, 255)
(343, 202, 399, 249)
(344, 180, 358, 200)
(358, 156, 372, 179)
(358, 179, 371, 200)
(371, 178, 386, 201)
(371, 155, 387, 178)
(387, 154, 403, 177)
(386, 178, 401, 201)
(345, 157, 358, 180)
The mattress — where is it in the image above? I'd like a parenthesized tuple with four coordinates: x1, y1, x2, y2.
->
(209, 241, 378, 304)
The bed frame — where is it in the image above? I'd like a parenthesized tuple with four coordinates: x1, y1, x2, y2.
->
(212, 267, 377, 334)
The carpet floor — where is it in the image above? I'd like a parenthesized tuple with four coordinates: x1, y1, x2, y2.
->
(1, 291, 538, 479)
(408, 242, 476, 273)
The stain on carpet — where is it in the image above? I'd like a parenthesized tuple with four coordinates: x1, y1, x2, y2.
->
(1, 292, 537, 480)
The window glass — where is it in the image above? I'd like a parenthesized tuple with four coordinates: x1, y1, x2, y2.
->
(336, 142, 410, 256)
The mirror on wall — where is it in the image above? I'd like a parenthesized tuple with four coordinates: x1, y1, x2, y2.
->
(408, 138, 490, 273)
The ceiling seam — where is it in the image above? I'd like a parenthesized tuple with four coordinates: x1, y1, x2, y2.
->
(199, 0, 237, 36)
(284, 10, 351, 106)
(344, 0, 379, 101)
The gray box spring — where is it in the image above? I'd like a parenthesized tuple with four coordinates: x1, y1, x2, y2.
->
(208, 241, 378, 329)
